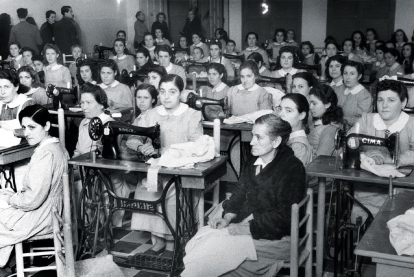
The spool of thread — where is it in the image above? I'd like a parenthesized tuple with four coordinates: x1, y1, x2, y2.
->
(134, 65, 136, 71)
(192, 73, 196, 91)
(92, 151, 96, 163)
(214, 118, 220, 155)
(200, 88, 203, 98)
(67, 82, 71, 89)
(225, 192, 232, 200)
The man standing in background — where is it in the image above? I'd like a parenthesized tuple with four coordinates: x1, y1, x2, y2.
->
(182, 8, 202, 43)
(40, 10, 56, 50)
(54, 6, 80, 54)
(134, 11, 148, 47)
(8, 8, 43, 54)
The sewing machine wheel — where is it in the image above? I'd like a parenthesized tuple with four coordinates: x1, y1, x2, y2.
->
(334, 129, 341, 150)
(88, 117, 104, 141)
(46, 84, 55, 98)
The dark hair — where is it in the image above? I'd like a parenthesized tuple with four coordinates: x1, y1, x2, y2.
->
(19, 104, 51, 126)
(156, 44, 173, 56)
(147, 64, 167, 78)
(135, 11, 144, 19)
(375, 45, 387, 53)
(17, 66, 42, 88)
(43, 44, 62, 63)
(77, 60, 99, 83)
(273, 28, 287, 42)
(81, 83, 109, 108)
(136, 47, 154, 66)
(207, 63, 227, 84)
(159, 74, 184, 91)
(293, 72, 317, 88)
(245, 32, 258, 43)
(300, 41, 314, 54)
(21, 47, 35, 57)
(384, 47, 400, 60)
(143, 32, 155, 46)
(117, 30, 126, 37)
(375, 40, 385, 47)
(215, 28, 229, 43)
(351, 31, 367, 49)
(325, 41, 340, 52)
(247, 52, 264, 67)
(392, 29, 409, 44)
(325, 55, 347, 81)
(113, 38, 126, 49)
(375, 79, 408, 102)
(191, 31, 203, 41)
(26, 17, 37, 27)
(61, 6, 72, 16)
(281, 93, 309, 132)
(192, 46, 204, 56)
(136, 83, 158, 106)
(0, 13, 12, 26)
(366, 28, 379, 40)
(227, 39, 236, 46)
(276, 46, 299, 69)
(310, 85, 343, 125)
(287, 29, 295, 38)
(32, 54, 45, 64)
(0, 69, 20, 87)
(99, 60, 119, 82)
(156, 12, 166, 21)
(255, 114, 292, 147)
(341, 60, 364, 76)
(324, 36, 337, 45)
(208, 39, 222, 50)
(17, 8, 28, 19)
(9, 41, 21, 49)
(240, 60, 260, 78)
(178, 36, 189, 47)
(385, 41, 396, 48)
(46, 10, 56, 19)
(342, 38, 355, 51)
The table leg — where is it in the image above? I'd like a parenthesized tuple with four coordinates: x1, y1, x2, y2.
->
(198, 189, 205, 229)
(0, 164, 17, 192)
(316, 177, 326, 277)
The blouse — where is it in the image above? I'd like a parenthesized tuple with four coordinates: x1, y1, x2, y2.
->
(0, 94, 34, 129)
(99, 80, 133, 109)
(111, 54, 136, 73)
(227, 84, 272, 116)
(190, 42, 210, 58)
(308, 119, 340, 157)
(336, 84, 372, 126)
(44, 64, 72, 88)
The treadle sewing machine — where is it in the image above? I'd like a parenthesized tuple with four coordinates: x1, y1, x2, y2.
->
(46, 84, 79, 110)
(185, 92, 228, 122)
(296, 63, 322, 76)
(257, 75, 287, 90)
(120, 69, 148, 87)
(94, 44, 113, 59)
(88, 117, 161, 160)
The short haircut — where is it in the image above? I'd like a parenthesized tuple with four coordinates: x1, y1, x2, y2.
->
(136, 83, 158, 106)
(325, 41, 340, 51)
(17, 8, 28, 19)
(276, 46, 300, 69)
(32, 55, 44, 63)
(292, 72, 317, 88)
(156, 12, 166, 20)
(19, 104, 51, 127)
(240, 60, 260, 78)
(21, 47, 35, 57)
(375, 45, 387, 53)
(245, 32, 258, 43)
(61, 6, 72, 16)
(342, 38, 355, 50)
(9, 41, 21, 49)
(341, 60, 364, 76)
(159, 74, 184, 91)
(156, 44, 173, 56)
(207, 63, 227, 83)
(255, 114, 291, 147)
(0, 69, 20, 87)
(99, 59, 119, 75)
(273, 28, 287, 41)
(247, 52, 264, 66)
(325, 55, 347, 79)
(148, 64, 167, 78)
(81, 83, 109, 108)
(375, 79, 408, 102)
(46, 10, 56, 19)
(227, 40, 236, 46)
(192, 46, 204, 56)
(136, 11, 144, 18)
(71, 44, 83, 52)
(384, 47, 400, 60)
(281, 93, 309, 130)
(113, 38, 126, 47)
(208, 39, 222, 50)
(117, 30, 126, 37)
(300, 41, 315, 54)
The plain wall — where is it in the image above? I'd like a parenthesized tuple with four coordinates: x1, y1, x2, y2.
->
(395, 0, 414, 39)
(228, 0, 242, 52)
(302, 0, 328, 48)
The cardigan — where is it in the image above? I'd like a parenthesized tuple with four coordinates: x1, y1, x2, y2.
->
(308, 121, 340, 157)
(8, 21, 43, 54)
(336, 84, 372, 126)
(99, 81, 133, 109)
(227, 84, 272, 116)
(222, 145, 306, 240)
(287, 130, 313, 166)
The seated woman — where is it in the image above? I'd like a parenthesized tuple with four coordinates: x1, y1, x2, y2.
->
(199, 63, 229, 119)
(320, 41, 340, 81)
(182, 114, 306, 277)
(242, 32, 270, 69)
(189, 32, 209, 59)
(337, 60, 372, 126)
(278, 93, 313, 166)
(372, 45, 387, 79)
(135, 47, 153, 73)
(247, 52, 272, 78)
(98, 60, 133, 109)
(366, 28, 379, 57)
(0, 104, 67, 274)
(351, 31, 369, 61)
(267, 28, 287, 61)
(127, 74, 203, 256)
(228, 60, 272, 116)
(32, 55, 45, 84)
(401, 42, 413, 75)
(272, 46, 305, 93)
(21, 47, 36, 70)
(173, 36, 190, 62)
(349, 79, 414, 220)
(291, 71, 317, 100)
(325, 55, 347, 96)
(156, 45, 186, 88)
(342, 38, 363, 63)
(77, 59, 98, 85)
(142, 32, 157, 62)
(5, 42, 24, 70)
(301, 41, 319, 66)
(392, 29, 409, 54)
(43, 44, 72, 88)
(381, 48, 404, 78)
(190, 47, 208, 63)
(17, 66, 49, 106)
(214, 28, 229, 53)
(225, 40, 238, 55)
(146, 64, 167, 90)
(286, 29, 298, 47)
(68, 44, 83, 86)
(154, 28, 171, 46)
(207, 40, 235, 78)
(110, 38, 135, 73)
(308, 84, 343, 157)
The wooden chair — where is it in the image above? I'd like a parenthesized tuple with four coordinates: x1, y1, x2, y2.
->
(15, 108, 76, 277)
(281, 188, 313, 277)
(62, 54, 74, 67)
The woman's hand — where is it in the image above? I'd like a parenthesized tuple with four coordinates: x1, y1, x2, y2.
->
(140, 142, 156, 156)
(228, 223, 251, 236)
(208, 217, 230, 229)
(365, 150, 388, 165)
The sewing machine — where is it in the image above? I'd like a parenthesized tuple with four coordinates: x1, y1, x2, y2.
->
(88, 117, 161, 160)
(223, 53, 245, 63)
(120, 69, 148, 87)
(46, 84, 79, 110)
(296, 63, 322, 76)
(94, 45, 113, 59)
(75, 57, 107, 68)
(0, 60, 11, 70)
(335, 122, 399, 169)
(257, 75, 287, 89)
(185, 92, 228, 121)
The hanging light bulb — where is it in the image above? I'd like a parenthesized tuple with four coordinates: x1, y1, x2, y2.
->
(262, 0, 269, 14)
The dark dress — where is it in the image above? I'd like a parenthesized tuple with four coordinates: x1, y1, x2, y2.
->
(151, 21, 170, 41)
(182, 17, 202, 43)
(0, 23, 11, 60)
(40, 21, 54, 49)
(54, 17, 79, 54)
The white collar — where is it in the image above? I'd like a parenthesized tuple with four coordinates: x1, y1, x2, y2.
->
(373, 112, 409, 133)
(396, 42, 404, 47)
(259, 66, 266, 73)
(83, 112, 111, 126)
(195, 42, 203, 47)
(289, 129, 307, 140)
(246, 46, 258, 51)
(287, 40, 295, 43)
(375, 61, 386, 68)
(387, 62, 400, 72)
(253, 157, 271, 169)
(213, 82, 227, 92)
(46, 64, 62, 70)
(1, 94, 29, 109)
(99, 80, 119, 89)
(344, 84, 365, 95)
(155, 38, 164, 43)
(116, 54, 127, 60)
(348, 53, 355, 59)
(273, 42, 286, 46)
(277, 68, 298, 77)
(157, 103, 189, 116)
(146, 46, 156, 51)
(24, 87, 39, 96)
(314, 119, 323, 126)
(237, 83, 260, 91)
(330, 78, 343, 87)
(305, 54, 313, 59)
(13, 54, 22, 61)
(165, 63, 173, 72)
(36, 137, 60, 151)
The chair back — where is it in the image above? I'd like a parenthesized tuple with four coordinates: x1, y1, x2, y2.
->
(290, 188, 313, 277)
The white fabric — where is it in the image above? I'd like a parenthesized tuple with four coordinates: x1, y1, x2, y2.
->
(253, 157, 271, 169)
(387, 208, 414, 255)
(157, 102, 188, 116)
(223, 110, 274, 125)
(379, 75, 398, 82)
(99, 80, 120, 89)
(45, 64, 62, 71)
(213, 82, 227, 93)
(330, 78, 343, 87)
(246, 47, 258, 51)
(165, 63, 173, 73)
(372, 112, 409, 133)
(344, 84, 365, 96)
(360, 154, 405, 178)
(263, 87, 285, 108)
(289, 129, 307, 140)
(277, 68, 298, 77)
(237, 83, 260, 91)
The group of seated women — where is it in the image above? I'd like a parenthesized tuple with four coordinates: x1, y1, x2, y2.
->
(1, 23, 414, 276)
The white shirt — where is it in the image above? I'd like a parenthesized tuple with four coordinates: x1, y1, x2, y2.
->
(344, 84, 365, 96)
(99, 80, 120, 89)
(373, 112, 409, 133)
(237, 83, 260, 91)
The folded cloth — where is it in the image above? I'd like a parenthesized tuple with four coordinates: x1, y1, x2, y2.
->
(360, 154, 405, 178)
(0, 128, 21, 148)
(223, 110, 274, 125)
(156, 135, 216, 168)
(387, 208, 414, 255)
